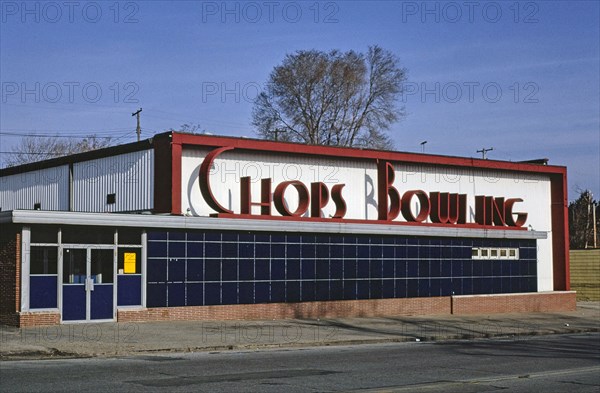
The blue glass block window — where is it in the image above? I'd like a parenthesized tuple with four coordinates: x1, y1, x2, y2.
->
(144, 231, 538, 308)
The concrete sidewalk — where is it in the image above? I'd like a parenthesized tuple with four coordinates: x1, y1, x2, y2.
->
(1, 302, 598, 361)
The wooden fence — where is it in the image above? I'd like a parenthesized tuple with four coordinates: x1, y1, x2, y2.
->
(570, 249, 600, 301)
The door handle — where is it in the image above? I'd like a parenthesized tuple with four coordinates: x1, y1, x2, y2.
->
(86, 278, 95, 292)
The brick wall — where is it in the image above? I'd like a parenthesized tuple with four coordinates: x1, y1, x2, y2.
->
(0, 227, 20, 326)
(451, 291, 577, 314)
(118, 297, 452, 322)
(119, 292, 577, 323)
(17, 312, 61, 327)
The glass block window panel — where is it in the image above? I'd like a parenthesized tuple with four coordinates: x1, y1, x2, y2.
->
(286, 282, 301, 303)
(167, 283, 185, 307)
(271, 282, 286, 302)
(187, 283, 204, 306)
(144, 230, 538, 309)
(271, 260, 286, 281)
(301, 281, 315, 302)
(286, 259, 301, 280)
(204, 283, 221, 305)
(221, 260, 238, 281)
(239, 259, 255, 281)
(330, 281, 344, 300)
(239, 282, 254, 304)
(255, 282, 270, 303)
(204, 260, 221, 282)
(187, 259, 204, 281)
(168, 259, 185, 282)
(221, 282, 238, 305)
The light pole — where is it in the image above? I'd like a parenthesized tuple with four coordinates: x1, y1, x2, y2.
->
(477, 147, 493, 159)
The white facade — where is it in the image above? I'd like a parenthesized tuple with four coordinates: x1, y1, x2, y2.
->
(181, 146, 554, 291)
(0, 140, 561, 294)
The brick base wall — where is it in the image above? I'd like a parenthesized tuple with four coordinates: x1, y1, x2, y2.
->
(0, 227, 20, 326)
(1, 292, 578, 327)
(118, 297, 451, 322)
(451, 291, 577, 315)
(18, 312, 61, 327)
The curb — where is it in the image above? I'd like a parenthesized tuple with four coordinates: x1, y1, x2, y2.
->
(2, 327, 598, 361)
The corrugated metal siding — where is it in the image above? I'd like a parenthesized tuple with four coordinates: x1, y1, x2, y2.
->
(72, 149, 154, 212)
(570, 249, 600, 300)
(0, 165, 69, 211)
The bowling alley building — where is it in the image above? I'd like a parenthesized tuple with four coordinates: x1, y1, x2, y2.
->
(0, 132, 575, 326)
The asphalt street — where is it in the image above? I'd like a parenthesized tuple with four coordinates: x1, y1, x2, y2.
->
(1, 333, 599, 392)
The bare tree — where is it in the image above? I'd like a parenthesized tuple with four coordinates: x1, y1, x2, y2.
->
(167, 123, 206, 134)
(569, 189, 600, 249)
(252, 46, 407, 149)
(5, 135, 112, 167)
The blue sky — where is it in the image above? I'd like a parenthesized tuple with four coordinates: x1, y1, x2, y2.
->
(1, 0, 598, 200)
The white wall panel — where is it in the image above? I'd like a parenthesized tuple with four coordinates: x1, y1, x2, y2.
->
(0, 166, 69, 211)
(72, 149, 154, 212)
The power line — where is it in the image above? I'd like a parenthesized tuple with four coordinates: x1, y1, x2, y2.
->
(0, 127, 132, 133)
(110, 130, 138, 144)
(0, 132, 116, 138)
(0, 151, 66, 155)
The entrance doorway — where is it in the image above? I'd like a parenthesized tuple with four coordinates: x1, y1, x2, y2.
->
(62, 247, 114, 322)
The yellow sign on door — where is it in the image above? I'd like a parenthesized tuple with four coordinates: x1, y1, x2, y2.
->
(124, 253, 136, 274)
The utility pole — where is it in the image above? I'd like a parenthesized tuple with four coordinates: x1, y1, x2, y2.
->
(132, 108, 142, 141)
(593, 200, 597, 248)
(477, 147, 493, 159)
(272, 128, 287, 141)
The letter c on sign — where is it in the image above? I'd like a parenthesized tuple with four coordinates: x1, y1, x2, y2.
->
(199, 146, 234, 214)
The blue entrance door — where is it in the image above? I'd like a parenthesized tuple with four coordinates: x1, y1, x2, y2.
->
(62, 249, 87, 321)
(62, 248, 114, 322)
(89, 249, 114, 320)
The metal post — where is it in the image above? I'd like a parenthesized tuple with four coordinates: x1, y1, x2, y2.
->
(132, 108, 143, 141)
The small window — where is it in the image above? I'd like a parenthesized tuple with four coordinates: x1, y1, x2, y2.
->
(118, 248, 141, 274)
(472, 247, 520, 260)
(34, 203, 41, 210)
(107, 193, 116, 204)
(30, 246, 58, 275)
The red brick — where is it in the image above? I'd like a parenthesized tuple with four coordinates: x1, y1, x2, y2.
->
(118, 298, 451, 322)
(451, 291, 576, 314)
(0, 227, 20, 326)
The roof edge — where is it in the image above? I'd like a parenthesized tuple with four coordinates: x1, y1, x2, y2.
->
(0, 137, 156, 177)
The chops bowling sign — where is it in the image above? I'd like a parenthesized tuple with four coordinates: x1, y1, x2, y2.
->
(198, 147, 528, 229)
